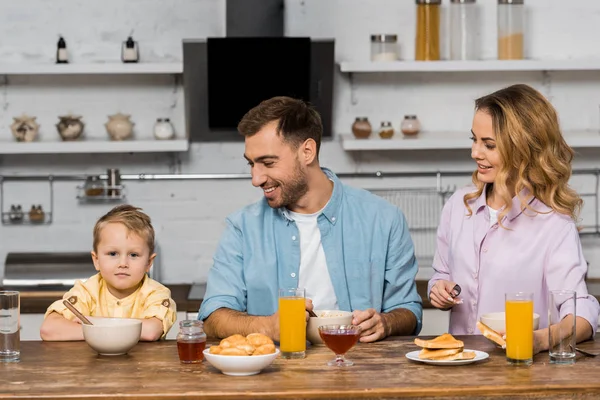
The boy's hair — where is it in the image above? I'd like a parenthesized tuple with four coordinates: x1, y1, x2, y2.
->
(237, 96, 323, 158)
(93, 204, 155, 254)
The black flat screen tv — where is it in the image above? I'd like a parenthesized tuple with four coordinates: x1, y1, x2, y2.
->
(183, 37, 335, 142)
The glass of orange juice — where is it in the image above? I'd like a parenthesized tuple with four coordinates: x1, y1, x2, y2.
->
(505, 292, 534, 365)
(279, 288, 306, 359)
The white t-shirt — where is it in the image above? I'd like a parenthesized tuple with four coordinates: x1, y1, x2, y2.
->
(488, 206, 499, 228)
(287, 209, 339, 311)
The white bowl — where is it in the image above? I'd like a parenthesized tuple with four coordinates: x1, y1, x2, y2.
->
(306, 310, 353, 345)
(203, 348, 280, 376)
(480, 312, 540, 334)
(82, 317, 142, 356)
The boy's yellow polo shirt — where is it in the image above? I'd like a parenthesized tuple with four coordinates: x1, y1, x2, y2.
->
(45, 273, 177, 338)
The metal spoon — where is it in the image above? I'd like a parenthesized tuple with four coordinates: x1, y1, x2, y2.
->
(62, 300, 93, 325)
(571, 345, 598, 357)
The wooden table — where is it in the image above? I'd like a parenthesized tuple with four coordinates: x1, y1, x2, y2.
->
(1, 335, 599, 399)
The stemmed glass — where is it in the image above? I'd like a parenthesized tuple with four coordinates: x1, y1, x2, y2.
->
(318, 324, 361, 367)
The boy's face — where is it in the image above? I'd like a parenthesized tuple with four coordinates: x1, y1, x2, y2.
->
(91, 222, 156, 299)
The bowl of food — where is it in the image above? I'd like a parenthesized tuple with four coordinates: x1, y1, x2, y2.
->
(479, 312, 540, 334)
(82, 316, 142, 356)
(203, 333, 279, 376)
(307, 310, 353, 345)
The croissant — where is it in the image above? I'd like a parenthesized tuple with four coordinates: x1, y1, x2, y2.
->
(246, 333, 274, 347)
(219, 334, 247, 348)
(210, 333, 277, 356)
(220, 347, 248, 356)
(253, 343, 276, 355)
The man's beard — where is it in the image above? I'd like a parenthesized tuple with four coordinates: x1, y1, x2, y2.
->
(267, 161, 309, 209)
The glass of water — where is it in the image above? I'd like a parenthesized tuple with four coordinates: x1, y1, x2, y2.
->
(548, 290, 576, 364)
(0, 291, 20, 362)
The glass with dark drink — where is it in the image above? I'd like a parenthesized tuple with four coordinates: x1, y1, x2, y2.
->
(318, 324, 361, 367)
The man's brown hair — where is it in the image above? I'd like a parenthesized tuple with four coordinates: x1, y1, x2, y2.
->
(237, 96, 323, 156)
(93, 204, 155, 254)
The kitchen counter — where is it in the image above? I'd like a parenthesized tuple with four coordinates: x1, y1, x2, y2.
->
(12, 279, 600, 314)
(8, 284, 202, 314)
(2, 335, 600, 399)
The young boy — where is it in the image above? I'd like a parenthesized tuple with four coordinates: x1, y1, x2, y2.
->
(40, 204, 177, 341)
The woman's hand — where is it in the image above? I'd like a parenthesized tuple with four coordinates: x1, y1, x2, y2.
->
(429, 280, 462, 310)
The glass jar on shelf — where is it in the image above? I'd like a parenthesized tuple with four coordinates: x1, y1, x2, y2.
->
(352, 117, 372, 139)
(497, 0, 524, 60)
(401, 115, 421, 136)
(370, 34, 399, 62)
(450, 0, 479, 60)
(379, 121, 395, 139)
(84, 176, 104, 197)
(176, 320, 207, 364)
(415, 0, 441, 61)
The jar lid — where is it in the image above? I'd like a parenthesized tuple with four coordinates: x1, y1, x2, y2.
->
(355, 117, 369, 121)
(416, 0, 442, 4)
(370, 34, 397, 43)
(180, 320, 204, 334)
(451, 0, 476, 3)
(381, 121, 393, 127)
(498, 0, 523, 4)
(404, 115, 417, 119)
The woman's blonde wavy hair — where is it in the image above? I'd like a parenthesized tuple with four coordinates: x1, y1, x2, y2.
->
(464, 84, 582, 225)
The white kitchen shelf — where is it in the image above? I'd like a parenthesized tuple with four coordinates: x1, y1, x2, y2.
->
(339, 59, 600, 73)
(340, 131, 600, 151)
(0, 139, 189, 154)
(0, 63, 183, 75)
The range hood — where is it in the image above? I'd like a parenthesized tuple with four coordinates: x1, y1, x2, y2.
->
(226, 0, 284, 37)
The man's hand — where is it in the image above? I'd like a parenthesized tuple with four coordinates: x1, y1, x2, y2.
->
(429, 280, 462, 310)
(352, 308, 388, 343)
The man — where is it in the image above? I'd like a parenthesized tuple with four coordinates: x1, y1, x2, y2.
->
(198, 96, 422, 342)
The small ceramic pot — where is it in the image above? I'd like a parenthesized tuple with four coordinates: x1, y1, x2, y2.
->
(105, 113, 134, 141)
(56, 115, 84, 141)
(11, 114, 40, 142)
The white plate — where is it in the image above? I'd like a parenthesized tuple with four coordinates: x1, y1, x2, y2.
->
(405, 349, 489, 366)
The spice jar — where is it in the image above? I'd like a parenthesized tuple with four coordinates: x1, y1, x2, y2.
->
(497, 0, 524, 60)
(84, 176, 104, 197)
(379, 121, 395, 139)
(450, 0, 479, 60)
(177, 320, 207, 364)
(154, 118, 175, 140)
(401, 115, 421, 136)
(415, 0, 441, 61)
(370, 34, 399, 62)
(351, 117, 372, 139)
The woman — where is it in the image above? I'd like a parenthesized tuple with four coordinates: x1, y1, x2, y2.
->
(428, 84, 599, 353)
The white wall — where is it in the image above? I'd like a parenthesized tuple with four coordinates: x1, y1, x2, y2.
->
(1, 0, 600, 284)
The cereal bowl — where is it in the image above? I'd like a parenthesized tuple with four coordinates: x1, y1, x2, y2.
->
(479, 312, 540, 334)
(307, 310, 353, 345)
(82, 316, 142, 356)
(202, 348, 280, 376)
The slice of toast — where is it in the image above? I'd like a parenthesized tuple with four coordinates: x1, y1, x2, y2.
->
(414, 333, 464, 349)
(477, 321, 506, 349)
(430, 351, 477, 361)
(418, 347, 463, 360)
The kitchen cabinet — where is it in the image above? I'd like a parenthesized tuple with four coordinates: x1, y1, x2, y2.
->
(20, 313, 45, 341)
(165, 311, 189, 340)
(420, 308, 449, 336)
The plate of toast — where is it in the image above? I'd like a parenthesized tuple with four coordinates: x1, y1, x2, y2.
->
(406, 333, 489, 366)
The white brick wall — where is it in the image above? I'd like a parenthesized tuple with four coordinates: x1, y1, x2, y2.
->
(1, 0, 600, 283)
